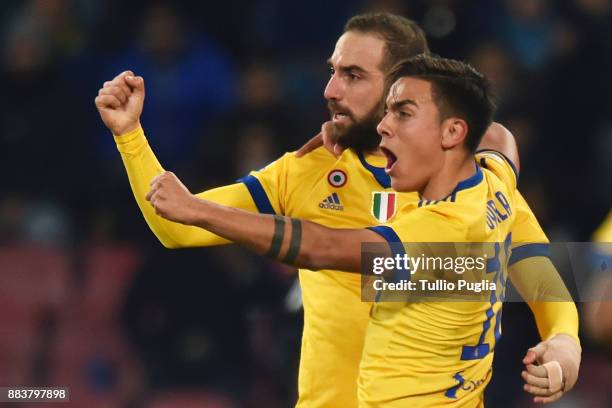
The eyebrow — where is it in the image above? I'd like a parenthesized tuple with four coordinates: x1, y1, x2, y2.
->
(387, 98, 418, 110)
(327, 59, 368, 74)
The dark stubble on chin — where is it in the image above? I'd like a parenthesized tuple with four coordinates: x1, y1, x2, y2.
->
(332, 103, 384, 152)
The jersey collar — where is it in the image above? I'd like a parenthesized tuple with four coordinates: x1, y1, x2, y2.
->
(419, 164, 483, 205)
(452, 163, 483, 193)
(356, 151, 483, 198)
(357, 151, 391, 189)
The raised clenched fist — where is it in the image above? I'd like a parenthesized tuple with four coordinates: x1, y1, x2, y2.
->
(95, 70, 146, 136)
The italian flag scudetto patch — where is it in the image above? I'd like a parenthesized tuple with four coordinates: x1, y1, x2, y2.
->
(371, 192, 397, 222)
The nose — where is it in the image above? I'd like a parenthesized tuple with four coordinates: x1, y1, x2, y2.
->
(377, 113, 392, 139)
(324, 73, 343, 101)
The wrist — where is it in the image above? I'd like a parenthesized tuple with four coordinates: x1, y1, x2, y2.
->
(549, 333, 581, 350)
(188, 197, 211, 227)
(113, 121, 142, 137)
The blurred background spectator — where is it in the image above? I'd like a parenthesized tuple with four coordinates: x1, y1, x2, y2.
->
(0, 0, 610, 407)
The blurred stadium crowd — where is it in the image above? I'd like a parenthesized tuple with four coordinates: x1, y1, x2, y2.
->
(0, 0, 611, 407)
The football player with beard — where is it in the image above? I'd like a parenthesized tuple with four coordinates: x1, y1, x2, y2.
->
(97, 13, 579, 407)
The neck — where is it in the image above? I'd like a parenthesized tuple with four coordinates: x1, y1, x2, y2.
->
(420, 152, 475, 201)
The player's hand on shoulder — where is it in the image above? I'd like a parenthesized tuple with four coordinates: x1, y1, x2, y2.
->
(146, 171, 201, 225)
(295, 121, 346, 157)
(521, 333, 581, 404)
(295, 132, 323, 157)
(95, 70, 146, 136)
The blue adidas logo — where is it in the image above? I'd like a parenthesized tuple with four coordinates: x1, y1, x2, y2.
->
(319, 193, 344, 211)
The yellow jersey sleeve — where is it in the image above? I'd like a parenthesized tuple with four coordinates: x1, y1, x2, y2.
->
(510, 252, 580, 343)
(507, 191, 579, 344)
(475, 150, 518, 192)
(114, 126, 258, 248)
(508, 191, 549, 265)
(535, 303, 579, 346)
(238, 153, 292, 215)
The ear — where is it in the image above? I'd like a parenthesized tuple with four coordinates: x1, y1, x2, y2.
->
(441, 118, 468, 149)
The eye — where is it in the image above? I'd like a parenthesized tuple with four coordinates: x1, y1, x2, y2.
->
(348, 72, 360, 81)
(329, 66, 335, 76)
(397, 110, 411, 118)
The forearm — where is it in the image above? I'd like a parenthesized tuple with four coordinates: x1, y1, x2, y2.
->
(510, 256, 580, 344)
(115, 126, 249, 248)
(189, 199, 364, 271)
(528, 301, 580, 346)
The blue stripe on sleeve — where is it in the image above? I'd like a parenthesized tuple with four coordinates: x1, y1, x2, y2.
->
(367, 226, 409, 303)
(509, 243, 550, 266)
(237, 175, 276, 215)
(367, 225, 402, 247)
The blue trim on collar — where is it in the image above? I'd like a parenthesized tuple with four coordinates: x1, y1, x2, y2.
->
(357, 152, 391, 188)
(419, 165, 484, 204)
(452, 164, 483, 194)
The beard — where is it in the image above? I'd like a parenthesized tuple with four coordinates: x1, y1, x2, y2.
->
(328, 101, 383, 152)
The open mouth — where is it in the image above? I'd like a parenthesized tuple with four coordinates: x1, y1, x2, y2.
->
(381, 146, 397, 171)
(332, 112, 350, 122)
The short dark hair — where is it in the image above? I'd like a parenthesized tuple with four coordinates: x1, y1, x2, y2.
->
(389, 54, 496, 152)
(344, 12, 429, 72)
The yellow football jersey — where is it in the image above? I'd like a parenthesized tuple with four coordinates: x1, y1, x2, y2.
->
(361, 151, 517, 407)
(114, 127, 577, 407)
(244, 147, 417, 408)
(116, 126, 414, 407)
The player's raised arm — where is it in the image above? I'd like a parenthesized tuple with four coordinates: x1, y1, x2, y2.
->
(113, 125, 259, 248)
(476, 122, 520, 174)
(95, 70, 144, 136)
(95, 71, 260, 248)
(145, 171, 383, 271)
(499, 149, 581, 402)
(511, 252, 581, 403)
